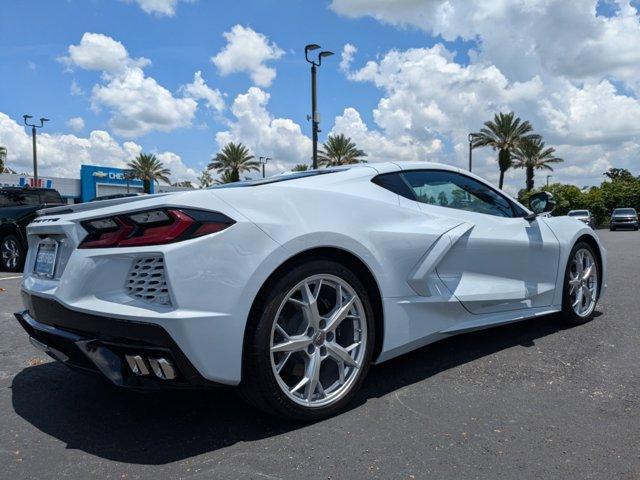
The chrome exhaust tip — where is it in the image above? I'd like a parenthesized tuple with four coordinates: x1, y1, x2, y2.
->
(148, 357, 177, 380)
(124, 354, 150, 376)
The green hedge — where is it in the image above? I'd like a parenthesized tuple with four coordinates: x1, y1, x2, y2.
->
(518, 175, 640, 226)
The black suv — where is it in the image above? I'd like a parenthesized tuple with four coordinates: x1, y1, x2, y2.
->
(0, 187, 64, 271)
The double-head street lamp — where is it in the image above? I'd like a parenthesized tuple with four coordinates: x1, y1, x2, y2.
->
(305, 44, 333, 169)
(23, 114, 49, 183)
(259, 156, 271, 178)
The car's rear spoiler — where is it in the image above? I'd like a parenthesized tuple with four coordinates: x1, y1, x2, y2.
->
(37, 193, 173, 216)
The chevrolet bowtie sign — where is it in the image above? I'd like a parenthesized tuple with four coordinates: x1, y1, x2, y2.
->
(93, 171, 127, 180)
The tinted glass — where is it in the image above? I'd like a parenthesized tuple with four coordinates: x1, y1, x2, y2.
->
(40, 190, 63, 204)
(371, 173, 416, 200)
(613, 208, 637, 215)
(0, 190, 40, 206)
(568, 210, 589, 216)
(402, 170, 515, 217)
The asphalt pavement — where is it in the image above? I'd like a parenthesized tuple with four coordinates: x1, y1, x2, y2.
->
(1, 230, 638, 479)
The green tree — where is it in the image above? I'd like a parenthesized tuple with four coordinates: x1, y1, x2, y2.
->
(471, 112, 540, 190)
(512, 138, 563, 191)
(213, 170, 237, 185)
(0, 146, 6, 172)
(208, 142, 260, 182)
(127, 153, 171, 194)
(173, 180, 194, 188)
(291, 164, 310, 172)
(318, 134, 367, 167)
(197, 169, 213, 188)
(603, 168, 635, 182)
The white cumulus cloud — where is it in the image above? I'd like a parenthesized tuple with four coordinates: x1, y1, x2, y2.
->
(215, 87, 311, 174)
(340, 43, 358, 72)
(211, 25, 284, 88)
(180, 71, 225, 113)
(125, 0, 195, 17)
(63, 32, 197, 137)
(67, 117, 85, 132)
(0, 112, 196, 182)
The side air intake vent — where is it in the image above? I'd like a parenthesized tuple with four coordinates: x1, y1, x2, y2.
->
(125, 256, 172, 307)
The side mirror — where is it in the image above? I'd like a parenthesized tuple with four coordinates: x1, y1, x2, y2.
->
(528, 191, 556, 216)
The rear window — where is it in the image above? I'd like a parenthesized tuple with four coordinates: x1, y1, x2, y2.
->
(0, 190, 40, 206)
(208, 169, 343, 189)
(568, 210, 589, 216)
(613, 208, 637, 215)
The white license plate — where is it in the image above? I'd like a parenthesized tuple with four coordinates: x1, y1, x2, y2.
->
(34, 241, 59, 278)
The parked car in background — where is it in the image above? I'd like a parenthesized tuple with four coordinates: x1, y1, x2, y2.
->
(14, 163, 606, 420)
(610, 208, 639, 231)
(568, 209, 595, 228)
(0, 187, 65, 271)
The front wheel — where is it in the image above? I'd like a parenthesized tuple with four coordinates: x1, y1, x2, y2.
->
(1, 235, 25, 272)
(240, 260, 375, 420)
(561, 242, 600, 325)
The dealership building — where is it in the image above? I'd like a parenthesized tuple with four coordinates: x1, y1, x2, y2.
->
(0, 164, 184, 203)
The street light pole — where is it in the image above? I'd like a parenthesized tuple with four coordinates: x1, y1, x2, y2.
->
(259, 156, 271, 178)
(468, 133, 474, 172)
(305, 44, 333, 170)
(23, 115, 49, 184)
(547, 175, 552, 188)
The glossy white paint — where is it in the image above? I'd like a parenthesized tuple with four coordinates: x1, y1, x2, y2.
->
(21, 162, 606, 385)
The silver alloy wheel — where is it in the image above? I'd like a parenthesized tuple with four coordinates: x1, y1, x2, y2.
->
(1, 238, 20, 270)
(270, 274, 367, 408)
(568, 248, 598, 318)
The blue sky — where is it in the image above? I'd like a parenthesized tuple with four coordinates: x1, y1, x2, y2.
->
(2, 0, 640, 191)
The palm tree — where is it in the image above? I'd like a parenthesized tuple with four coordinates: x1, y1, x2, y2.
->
(291, 164, 309, 172)
(0, 146, 7, 173)
(127, 153, 171, 194)
(318, 134, 367, 167)
(471, 112, 539, 189)
(208, 142, 260, 182)
(512, 138, 564, 191)
(197, 169, 213, 188)
(213, 170, 237, 185)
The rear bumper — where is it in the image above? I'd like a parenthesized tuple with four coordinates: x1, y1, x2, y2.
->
(15, 293, 227, 390)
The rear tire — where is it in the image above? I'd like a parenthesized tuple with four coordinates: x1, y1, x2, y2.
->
(1, 234, 24, 272)
(240, 259, 375, 421)
(560, 241, 600, 325)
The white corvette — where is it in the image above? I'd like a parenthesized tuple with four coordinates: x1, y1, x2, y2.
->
(15, 162, 606, 420)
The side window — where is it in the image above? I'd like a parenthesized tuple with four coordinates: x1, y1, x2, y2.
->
(40, 190, 63, 204)
(371, 173, 416, 200)
(401, 170, 516, 218)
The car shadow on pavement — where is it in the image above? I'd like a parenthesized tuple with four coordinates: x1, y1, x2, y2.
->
(11, 312, 597, 465)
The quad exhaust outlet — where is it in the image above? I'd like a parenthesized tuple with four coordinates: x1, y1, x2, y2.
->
(125, 354, 177, 380)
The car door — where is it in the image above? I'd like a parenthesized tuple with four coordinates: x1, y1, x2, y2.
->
(401, 169, 560, 315)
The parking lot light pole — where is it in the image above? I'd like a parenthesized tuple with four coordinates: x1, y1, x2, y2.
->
(305, 44, 333, 170)
(468, 133, 474, 172)
(23, 115, 49, 184)
(259, 156, 271, 178)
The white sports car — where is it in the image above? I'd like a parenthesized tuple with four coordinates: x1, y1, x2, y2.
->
(15, 162, 606, 420)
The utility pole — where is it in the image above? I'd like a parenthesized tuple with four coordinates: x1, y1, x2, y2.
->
(305, 44, 333, 169)
(23, 115, 49, 184)
(259, 156, 271, 178)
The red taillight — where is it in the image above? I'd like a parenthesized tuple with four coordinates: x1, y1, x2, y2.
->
(79, 208, 234, 248)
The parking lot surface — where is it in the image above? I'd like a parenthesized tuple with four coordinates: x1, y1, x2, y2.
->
(1, 230, 638, 479)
